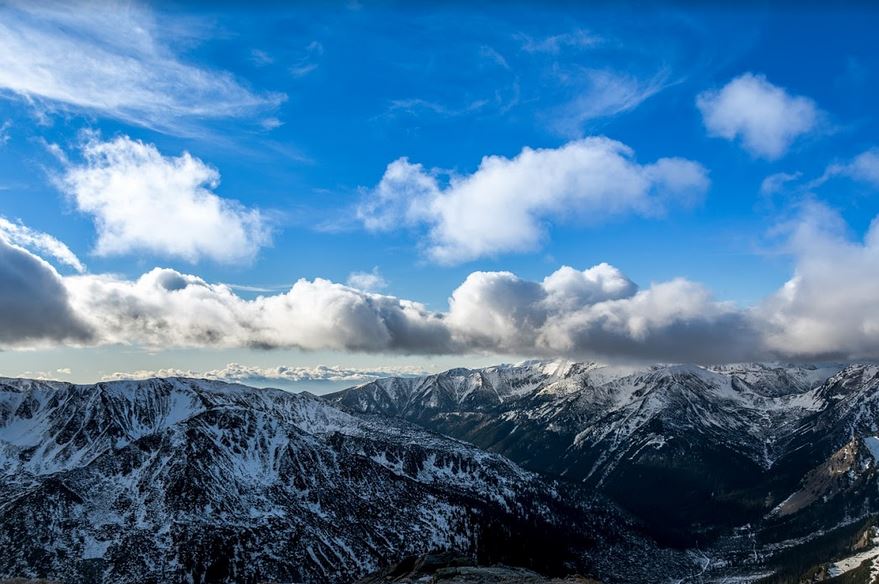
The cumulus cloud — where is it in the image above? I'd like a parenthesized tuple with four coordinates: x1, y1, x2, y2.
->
(7, 212, 879, 362)
(358, 137, 709, 264)
(758, 202, 879, 360)
(346, 267, 388, 292)
(59, 135, 271, 264)
(0, 216, 85, 272)
(63, 268, 452, 353)
(0, 1, 283, 131)
(52, 262, 748, 362)
(0, 237, 91, 348)
(697, 73, 818, 160)
(445, 266, 756, 362)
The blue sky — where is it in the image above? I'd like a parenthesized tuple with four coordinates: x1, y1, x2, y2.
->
(2, 2, 879, 391)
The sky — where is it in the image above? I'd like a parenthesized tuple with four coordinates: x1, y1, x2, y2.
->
(2, 1, 879, 392)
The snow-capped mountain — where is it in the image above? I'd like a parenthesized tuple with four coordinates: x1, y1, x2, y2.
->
(0, 376, 692, 584)
(6, 363, 879, 583)
(327, 360, 879, 580)
(328, 361, 858, 541)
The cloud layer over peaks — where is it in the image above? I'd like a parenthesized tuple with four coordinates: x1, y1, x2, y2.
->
(358, 137, 709, 264)
(0, 235, 754, 362)
(6, 204, 879, 363)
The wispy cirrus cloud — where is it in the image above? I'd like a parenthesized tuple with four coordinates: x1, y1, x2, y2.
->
(548, 68, 670, 136)
(0, 1, 284, 132)
(289, 41, 324, 78)
(0, 216, 85, 273)
(518, 29, 600, 54)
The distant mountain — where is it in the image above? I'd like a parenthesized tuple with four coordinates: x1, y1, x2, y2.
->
(0, 376, 692, 584)
(328, 360, 879, 580)
(328, 361, 848, 542)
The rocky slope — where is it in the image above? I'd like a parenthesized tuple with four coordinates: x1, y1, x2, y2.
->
(0, 376, 691, 584)
(329, 361, 847, 542)
(329, 360, 879, 581)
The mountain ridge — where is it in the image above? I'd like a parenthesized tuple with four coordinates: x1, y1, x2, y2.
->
(0, 375, 692, 584)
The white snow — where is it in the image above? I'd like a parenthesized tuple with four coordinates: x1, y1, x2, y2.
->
(864, 436, 879, 462)
(827, 540, 879, 579)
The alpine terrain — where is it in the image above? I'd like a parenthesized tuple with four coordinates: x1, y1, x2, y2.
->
(330, 361, 879, 582)
(0, 376, 692, 584)
(5, 362, 879, 583)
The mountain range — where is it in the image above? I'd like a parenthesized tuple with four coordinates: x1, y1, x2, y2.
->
(328, 360, 879, 581)
(3, 361, 879, 582)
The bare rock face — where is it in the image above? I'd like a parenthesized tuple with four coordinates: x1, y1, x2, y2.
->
(356, 552, 601, 583)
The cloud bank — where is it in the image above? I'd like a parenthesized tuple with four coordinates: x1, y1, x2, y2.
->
(697, 73, 818, 160)
(0, 237, 91, 348)
(4, 199, 879, 363)
(358, 137, 709, 264)
(59, 135, 271, 264)
(758, 202, 879, 360)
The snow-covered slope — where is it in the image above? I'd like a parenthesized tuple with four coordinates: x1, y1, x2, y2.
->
(0, 376, 688, 584)
(329, 360, 844, 474)
(329, 361, 850, 542)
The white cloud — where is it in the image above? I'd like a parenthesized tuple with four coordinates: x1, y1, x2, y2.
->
(845, 149, 879, 186)
(760, 172, 802, 196)
(290, 41, 324, 78)
(697, 73, 818, 160)
(250, 49, 274, 67)
(445, 266, 755, 362)
(358, 137, 709, 264)
(519, 29, 600, 54)
(63, 268, 452, 353)
(0, 120, 10, 145)
(758, 201, 879, 360)
(550, 69, 668, 136)
(0, 1, 283, 131)
(53, 261, 749, 363)
(7, 212, 879, 362)
(59, 135, 271, 264)
(0, 216, 85, 272)
(0, 237, 91, 348)
(101, 363, 430, 387)
(822, 148, 879, 188)
(346, 267, 388, 291)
